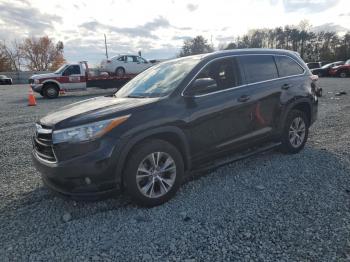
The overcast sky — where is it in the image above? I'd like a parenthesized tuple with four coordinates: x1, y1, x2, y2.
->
(0, 0, 349, 65)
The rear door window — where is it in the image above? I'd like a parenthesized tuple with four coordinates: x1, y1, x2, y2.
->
(127, 56, 136, 62)
(275, 56, 304, 77)
(117, 56, 125, 61)
(238, 55, 278, 84)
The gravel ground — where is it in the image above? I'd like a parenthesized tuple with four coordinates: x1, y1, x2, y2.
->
(0, 79, 350, 261)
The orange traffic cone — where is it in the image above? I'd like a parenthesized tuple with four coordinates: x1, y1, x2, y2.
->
(28, 87, 36, 106)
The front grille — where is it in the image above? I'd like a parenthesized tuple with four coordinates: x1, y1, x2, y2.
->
(33, 125, 56, 163)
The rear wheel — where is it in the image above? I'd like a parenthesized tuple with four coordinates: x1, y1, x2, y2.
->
(115, 67, 125, 77)
(124, 139, 184, 206)
(43, 84, 59, 99)
(316, 88, 323, 97)
(339, 71, 348, 78)
(280, 109, 309, 154)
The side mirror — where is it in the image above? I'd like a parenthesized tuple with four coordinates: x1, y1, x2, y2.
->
(186, 78, 218, 96)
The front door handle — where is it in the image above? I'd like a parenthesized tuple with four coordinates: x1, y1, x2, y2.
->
(238, 95, 250, 102)
(281, 83, 291, 90)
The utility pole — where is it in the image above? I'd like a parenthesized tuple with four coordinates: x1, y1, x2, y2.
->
(104, 34, 108, 59)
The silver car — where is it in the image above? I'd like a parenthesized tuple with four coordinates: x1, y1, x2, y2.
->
(100, 54, 152, 76)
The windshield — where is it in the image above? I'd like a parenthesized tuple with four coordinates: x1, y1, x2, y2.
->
(54, 64, 68, 74)
(114, 56, 202, 98)
(0, 75, 5, 79)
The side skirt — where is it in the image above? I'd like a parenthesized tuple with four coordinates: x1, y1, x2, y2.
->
(190, 141, 281, 174)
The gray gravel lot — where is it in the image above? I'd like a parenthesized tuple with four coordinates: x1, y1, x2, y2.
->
(0, 79, 350, 261)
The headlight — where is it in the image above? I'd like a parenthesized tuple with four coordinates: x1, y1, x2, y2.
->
(34, 79, 39, 84)
(52, 115, 130, 144)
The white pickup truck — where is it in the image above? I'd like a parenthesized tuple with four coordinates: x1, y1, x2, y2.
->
(29, 61, 136, 99)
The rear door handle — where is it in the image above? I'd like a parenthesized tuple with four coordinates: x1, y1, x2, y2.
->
(281, 83, 291, 90)
(238, 95, 250, 102)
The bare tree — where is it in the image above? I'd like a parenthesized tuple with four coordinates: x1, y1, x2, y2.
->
(0, 40, 22, 71)
(21, 36, 65, 71)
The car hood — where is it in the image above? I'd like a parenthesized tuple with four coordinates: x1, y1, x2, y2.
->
(40, 96, 160, 129)
(30, 73, 58, 80)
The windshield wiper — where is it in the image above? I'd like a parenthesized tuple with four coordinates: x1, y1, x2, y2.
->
(127, 95, 147, 98)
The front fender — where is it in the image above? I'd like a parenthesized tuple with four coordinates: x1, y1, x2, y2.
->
(42, 79, 61, 89)
(113, 126, 191, 183)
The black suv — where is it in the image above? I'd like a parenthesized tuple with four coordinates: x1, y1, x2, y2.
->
(32, 49, 318, 206)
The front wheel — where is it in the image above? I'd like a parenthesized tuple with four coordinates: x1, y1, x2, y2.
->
(124, 139, 184, 207)
(280, 109, 309, 154)
(43, 84, 59, 99)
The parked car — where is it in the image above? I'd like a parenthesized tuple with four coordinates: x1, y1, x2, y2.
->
(306, 62, 321, 69)
(0, 75, 12, 85)
(32, 49, 319, 206)
(329, 59, 350, 78)
(311, 61, 344, 77)
(306, 61, 330, 70)
(100, 54, 152, 76)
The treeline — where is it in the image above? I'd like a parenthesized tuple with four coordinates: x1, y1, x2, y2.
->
(0, 36, 66, 72)
(179, 23, 350, 63)
(224, 27, 350, 62)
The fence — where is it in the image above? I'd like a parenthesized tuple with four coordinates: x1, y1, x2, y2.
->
(0, 71, 53, 84)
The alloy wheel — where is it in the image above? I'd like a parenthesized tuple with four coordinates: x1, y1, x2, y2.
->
(289, 117, 306, 148)
(136, 152, 176, 198)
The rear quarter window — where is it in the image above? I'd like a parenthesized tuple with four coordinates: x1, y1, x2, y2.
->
(275, 56, 304, 77)
(238, 55, 278, 84)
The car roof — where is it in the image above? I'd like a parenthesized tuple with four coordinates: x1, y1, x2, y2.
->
(159, 49, 304, 67)
(180, 48, 302, 62)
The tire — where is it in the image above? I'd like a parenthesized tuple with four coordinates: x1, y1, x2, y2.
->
(339, 71, 348, 78)
(123, 139, 184, 207)
(43, 84, 59, 99)
(115, 67, 125, 77)
(280, 109, 309, 154)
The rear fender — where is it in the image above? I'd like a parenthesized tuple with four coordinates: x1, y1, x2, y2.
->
(277, 98, 313, 133)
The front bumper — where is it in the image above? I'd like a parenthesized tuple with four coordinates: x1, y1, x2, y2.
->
(32, 138, 122, 199)
(30, 83, 43, 93)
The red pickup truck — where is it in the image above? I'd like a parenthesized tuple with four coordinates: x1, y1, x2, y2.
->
(329, 59, 350, 78)
(29, 61, 137, 99)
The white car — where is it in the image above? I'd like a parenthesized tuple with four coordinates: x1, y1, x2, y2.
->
(100, 55, 152, 76)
